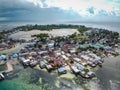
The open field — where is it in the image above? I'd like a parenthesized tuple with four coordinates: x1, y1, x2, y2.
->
(9, 29, 79, 41)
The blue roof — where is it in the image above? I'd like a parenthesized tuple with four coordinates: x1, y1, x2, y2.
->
(27, 42, 36, 45)
(58, 67, 66, 72)
(48, 43, 54, 48)
(0, 55, 6, 60)
(40, 61, 46, 66)
(12, 53, 18, 58)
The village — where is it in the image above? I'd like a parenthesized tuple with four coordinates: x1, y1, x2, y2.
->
(0, 25, 120, 81)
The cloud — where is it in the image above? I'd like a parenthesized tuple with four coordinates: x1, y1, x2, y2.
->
(87, 7, 95, 14)
(25, 0, 44, 7)
(0, 17, 9, 21)
(24, 0, 120, 17)
(0, 0, 120, 22)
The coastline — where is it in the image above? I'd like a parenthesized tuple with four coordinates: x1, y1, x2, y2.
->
(1, 22, 120, 34)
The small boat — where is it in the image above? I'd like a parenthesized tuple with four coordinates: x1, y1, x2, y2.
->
(0, 73, 5, 81)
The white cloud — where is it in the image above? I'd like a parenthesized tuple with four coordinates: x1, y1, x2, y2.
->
(24, 0, 120, 16)
(45, 0, 120, 16)
(25, 0, 44, 7)
(0, 17, 9, 21)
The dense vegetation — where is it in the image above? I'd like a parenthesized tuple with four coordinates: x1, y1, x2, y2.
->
(0, 30, 13, 42)
(31, 33, 49, 38)
(32, 33, 49, 43)
(13, 24, 87, 31)
(77, 27, 89, 33)
(0, 24, 119, 44)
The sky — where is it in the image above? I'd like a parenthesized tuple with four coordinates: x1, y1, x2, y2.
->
(0, 0, 120, 23)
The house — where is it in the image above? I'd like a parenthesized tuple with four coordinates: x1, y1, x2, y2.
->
(75, 63, 85, 71)
(79, 70, 95, 78)
(61, 55, 69, 60)
(27, 42, 36, 46)
(87, 71, 95, 77)
(19, 57, 30, 66)
(66, 53, 71, 57)
(39, 60, 47, 69)
(29, 52, 37, 55)
(69, 48, 76, 53)
(48, 43, 54, 48)
(30, 60, 38, 67)
(71, 65, 80, 74)
(12, 53, 19, 58)
(38, 51, 48, 55)
(54, 51, 61, 56)
(46, 64, 53, 71)
(0, 55, 7, 60)
(87, 61, 96, 67)
(73, 58, 82, 62)
(81, 62, 87, 66)
(81, 55, 90, 61)
(58, 67, 67, 74)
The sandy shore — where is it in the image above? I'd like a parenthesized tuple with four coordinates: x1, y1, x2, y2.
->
(9, 29, 79, 41)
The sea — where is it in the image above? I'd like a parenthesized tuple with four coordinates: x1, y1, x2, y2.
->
(0, 21, 120, 90)
(0, 21, 120, 33)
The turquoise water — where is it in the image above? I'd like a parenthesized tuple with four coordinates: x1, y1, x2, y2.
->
(0, 64, 6, 71)
(0, 67, 54, 90)
(0, 78, 52, 90)
(0, 57, 120, 90)
(0, 65, 98, 90)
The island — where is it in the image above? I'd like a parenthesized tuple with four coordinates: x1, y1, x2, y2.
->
(0, 24, 120, 89)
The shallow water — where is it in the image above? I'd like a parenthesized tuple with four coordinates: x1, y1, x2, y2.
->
(0, 63, 99, 90)
(0, 67, 56, 90)
(96, 56, 120, 90)
(0, 64, 6, 71)
(0, 55, 120, 90)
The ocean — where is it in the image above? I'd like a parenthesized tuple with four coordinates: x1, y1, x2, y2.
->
(68, 22, 120, 33)
(0, 21, 120, 33)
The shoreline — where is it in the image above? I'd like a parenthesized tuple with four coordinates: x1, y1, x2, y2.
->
(0, 22, 120, 34)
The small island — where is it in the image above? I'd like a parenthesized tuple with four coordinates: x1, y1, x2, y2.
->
(0, 24, 120, 88)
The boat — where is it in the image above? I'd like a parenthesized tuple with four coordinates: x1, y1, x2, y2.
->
(0, 73, 5, 81)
